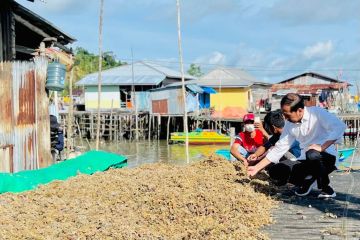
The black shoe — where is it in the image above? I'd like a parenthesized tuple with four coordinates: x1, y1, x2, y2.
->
(318, 186, 336, 198)
(295, 179, 316, 196)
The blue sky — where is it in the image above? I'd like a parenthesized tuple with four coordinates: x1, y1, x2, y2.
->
(19, 0, 360, 88)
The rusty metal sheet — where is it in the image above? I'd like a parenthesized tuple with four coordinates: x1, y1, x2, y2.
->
(152, 99, 168, 114)
(272, 83, 347, 92)
(0, 58, 51, 173)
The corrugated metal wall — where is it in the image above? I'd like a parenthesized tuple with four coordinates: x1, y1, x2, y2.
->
(0, 57, 51, 173)
(150, 88, 199, 115)
(151, 88, 184, 115)
(135, 91, 150, 111)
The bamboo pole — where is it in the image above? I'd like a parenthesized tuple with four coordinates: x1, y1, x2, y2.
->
(66, 65, 74, 159)
(176, 0, 189, 164)
(95, 0, 104, 150)
(131, 49, 139, 141)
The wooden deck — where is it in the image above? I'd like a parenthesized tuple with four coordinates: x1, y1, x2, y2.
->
(264, 170, 360, 239)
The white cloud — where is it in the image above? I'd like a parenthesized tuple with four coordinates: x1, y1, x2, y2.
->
(303, 41, 334, 59)
(195, 51, 227, 65)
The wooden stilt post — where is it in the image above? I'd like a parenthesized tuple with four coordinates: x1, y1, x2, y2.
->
(129, 114, 133, 141)
(109, 99, 114, 141)
(148, 114, 152, 141)
(167, 116, 171, 144)
(152, 115, 155, 139)
(158, 115, 161, 140)
(119, 115, 123, 141)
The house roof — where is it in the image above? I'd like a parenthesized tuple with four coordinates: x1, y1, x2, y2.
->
(194, 67, 270, 88)
(11, 0, 76, 45)
(272, 72, 351, 94)
(278, 72, 347, 84)
(76, 61, 195, 86)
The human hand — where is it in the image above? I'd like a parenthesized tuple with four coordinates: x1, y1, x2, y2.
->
(247, 166, 259, 177)
(247, 154, 258, 161)
(308, 144, 322, 152)
(243, 159, 249, 167)
(254, 121, 264, 130)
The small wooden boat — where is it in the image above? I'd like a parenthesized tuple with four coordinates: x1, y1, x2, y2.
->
(170, 129, 230, 145)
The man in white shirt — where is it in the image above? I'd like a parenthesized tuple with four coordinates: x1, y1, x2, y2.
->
(248, 93, 346, 198)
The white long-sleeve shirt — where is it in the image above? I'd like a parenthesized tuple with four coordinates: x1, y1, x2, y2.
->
(266, 106, 346, 164)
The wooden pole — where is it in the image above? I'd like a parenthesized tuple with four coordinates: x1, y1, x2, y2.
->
(131, 49, 139, 141)
(230, 127, 236, 161)
(158, 115, 161, 140)
(148, 114, 152, 141)
(95, 0, 104, 150)
(152, 115, 155, 139)
(90, 113, 94, 139)
(114, 114, 118, 141)
(109, 99, 114, 140)
(176, 0, 189, 164)
(167, 116, 171, 144)
(129, 114, 133, 141)
(75, 120, 84, 147)
(67, 66, 74, 158)
(119, 116, 123, 141)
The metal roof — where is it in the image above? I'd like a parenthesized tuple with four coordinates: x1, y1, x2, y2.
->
(76, 61, 194, 86)
(12, 0, 76, 44)
(186, 84, 204, 94)
(194, 67, 270, 88)
(278, 72, 347, 84)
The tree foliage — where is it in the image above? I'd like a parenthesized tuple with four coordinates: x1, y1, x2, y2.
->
(63, 47, 125, 96)
(187, 63, 203, 78)
(73, 47, 125, 82)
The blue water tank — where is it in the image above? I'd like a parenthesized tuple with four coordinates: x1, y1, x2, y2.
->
(46, 62, 66, 91)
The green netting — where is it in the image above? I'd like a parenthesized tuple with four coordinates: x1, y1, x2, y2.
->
(0, 150, 127, 194)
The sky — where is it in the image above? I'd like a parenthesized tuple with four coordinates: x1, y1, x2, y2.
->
(18, 0, 360, 89)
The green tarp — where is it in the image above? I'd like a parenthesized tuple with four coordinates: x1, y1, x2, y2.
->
(0, 150, 127, 194)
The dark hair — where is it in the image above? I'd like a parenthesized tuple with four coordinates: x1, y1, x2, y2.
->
(280, 93, 304, 112)
(263, 110, 285, 134)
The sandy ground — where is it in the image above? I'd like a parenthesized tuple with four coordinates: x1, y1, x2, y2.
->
(0, 157, 277, 240)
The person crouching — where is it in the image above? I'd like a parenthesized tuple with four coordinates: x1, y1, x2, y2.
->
(230, 113, 265, 167)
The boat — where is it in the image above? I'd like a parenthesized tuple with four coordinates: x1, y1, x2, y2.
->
(338, 148, 355, 162)
(215, 148, 356, 165)
(170, 129, 230, 145)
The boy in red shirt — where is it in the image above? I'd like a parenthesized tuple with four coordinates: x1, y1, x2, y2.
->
(230, 113, 265, 166)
